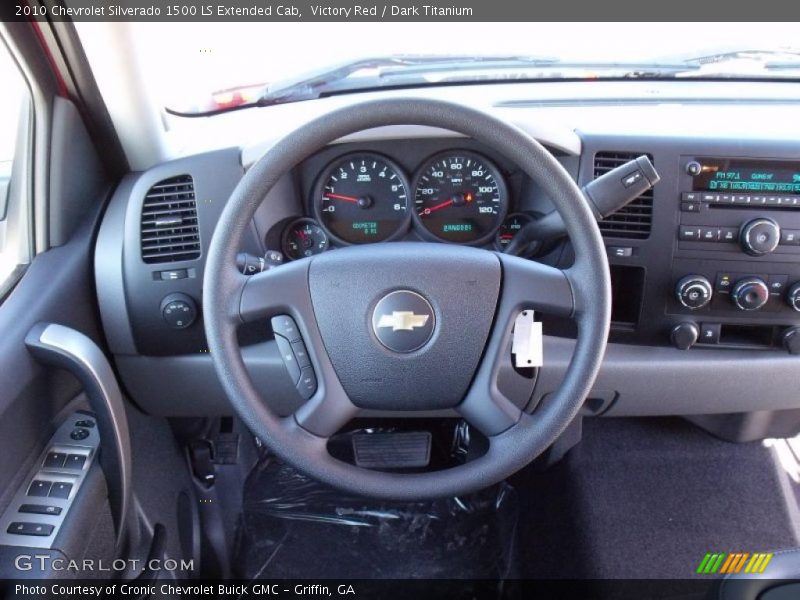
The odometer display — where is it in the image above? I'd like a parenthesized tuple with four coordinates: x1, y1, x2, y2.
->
(412, 151, 507, 244)
(314, 153, 410, 244)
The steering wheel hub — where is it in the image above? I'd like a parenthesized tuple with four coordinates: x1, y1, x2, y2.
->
(371, 290, 435, 353)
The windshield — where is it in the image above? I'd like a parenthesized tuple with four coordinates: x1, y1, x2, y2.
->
(118, 22, 800, 115)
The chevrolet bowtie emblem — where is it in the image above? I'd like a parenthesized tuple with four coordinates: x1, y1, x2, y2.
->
(376, 311, 430, 332)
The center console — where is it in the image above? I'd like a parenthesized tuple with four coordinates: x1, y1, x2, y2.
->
(669, 157, 800, 351)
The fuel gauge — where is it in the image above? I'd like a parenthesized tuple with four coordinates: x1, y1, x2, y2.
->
(494, 213, 534, 251)
(282, 218, 329, 260)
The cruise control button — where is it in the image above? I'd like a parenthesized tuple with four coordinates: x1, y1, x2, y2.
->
(43, 452, 67, 469)
(274, 334, 301, 384)
(7, 522, 54, 537)
(296, 367, 317, 400)
(48, 482, 73, 499)
(290, 340, 311, 368)
(271, 315, 301, 342)
(27, 481, 51, 497)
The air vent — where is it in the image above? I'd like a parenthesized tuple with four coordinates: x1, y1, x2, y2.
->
(140, 175, 201, 264)
(593, 152, 654, 239)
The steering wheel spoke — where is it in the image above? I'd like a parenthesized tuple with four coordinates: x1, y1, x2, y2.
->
(238, 258, 312, 323)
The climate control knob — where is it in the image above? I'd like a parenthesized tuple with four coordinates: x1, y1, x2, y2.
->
(787, 282, 800, 312)
(731, 277, 769, 311)
(740, 218, 781, 256)
(676, 275, 713, 309)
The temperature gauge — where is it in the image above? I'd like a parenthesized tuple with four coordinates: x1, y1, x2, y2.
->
(282, 218, 329, 260)
(494, 213, 533, 251)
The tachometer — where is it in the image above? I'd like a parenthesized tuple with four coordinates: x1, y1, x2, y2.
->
(313, 153, 410, 244)
(412, 151, 507, 244)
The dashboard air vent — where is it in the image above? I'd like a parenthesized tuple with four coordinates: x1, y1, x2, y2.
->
(593, 152, 654, 239)
(140, 175, 201, 264)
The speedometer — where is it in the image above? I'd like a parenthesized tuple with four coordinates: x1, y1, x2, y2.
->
(313, 153, 410, 245)
(412, 151, 508, 244)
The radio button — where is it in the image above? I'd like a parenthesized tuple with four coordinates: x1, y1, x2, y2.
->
(740, 218, 781, 256)
(720, 194, 733, 204)
(766, 196, 780, 206)
(701, 193, 718, 203)
(678, 226, 702, 241)
(682, 192, 701, 202)
(733, 195, 751, 205)
(720, 227, 739, 243)
(680, 201, 700, 213)
(780, 229, 800, 245)
(700, 227, 720, 242)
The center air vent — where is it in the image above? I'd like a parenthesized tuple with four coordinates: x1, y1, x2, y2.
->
(140, 175, 201, 264)
(593, 152, 654, 239)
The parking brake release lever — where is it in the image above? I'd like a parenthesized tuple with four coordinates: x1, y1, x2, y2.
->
(25, 323, 131, 552)
(503, 155, 659, 256)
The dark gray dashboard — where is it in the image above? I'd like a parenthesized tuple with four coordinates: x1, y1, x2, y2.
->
(94, 110, 800, 421)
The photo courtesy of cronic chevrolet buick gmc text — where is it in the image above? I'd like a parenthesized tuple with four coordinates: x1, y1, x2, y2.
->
(1, 13, 800, 600)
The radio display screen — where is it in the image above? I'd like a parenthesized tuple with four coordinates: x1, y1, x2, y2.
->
(694, 159, 800, 195)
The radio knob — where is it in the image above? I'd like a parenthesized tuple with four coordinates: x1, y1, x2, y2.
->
(676, 275, 713, 309)
(787, 282, 800, 312)
(731, 277, 769, 311)
(740, 218, 781, 256)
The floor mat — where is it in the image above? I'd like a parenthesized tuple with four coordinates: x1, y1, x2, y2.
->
(513, 417, 800, 579)
(234, 459, 519, 580)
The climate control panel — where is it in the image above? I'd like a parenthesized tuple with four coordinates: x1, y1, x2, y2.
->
(673, 272, 797, 313)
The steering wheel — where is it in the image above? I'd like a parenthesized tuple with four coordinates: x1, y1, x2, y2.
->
(203, 98, 611, 499)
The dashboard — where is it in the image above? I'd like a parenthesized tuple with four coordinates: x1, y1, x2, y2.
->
(93, 84, 800, 425)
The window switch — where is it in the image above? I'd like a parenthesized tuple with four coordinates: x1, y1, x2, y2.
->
(7, 522, 54, 537)
(19, 504, 62, 516)
(27, 480, 52, 497)
(64, 454, 87, 470)
(48, 482, 73, 499)
(43, 452, 67, 469)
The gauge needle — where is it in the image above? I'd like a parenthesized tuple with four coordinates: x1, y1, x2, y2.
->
(420, 198, 454, 216)
(324, 192, 359, 203)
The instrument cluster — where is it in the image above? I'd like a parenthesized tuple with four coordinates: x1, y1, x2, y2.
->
(281, 149, 526, 260)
